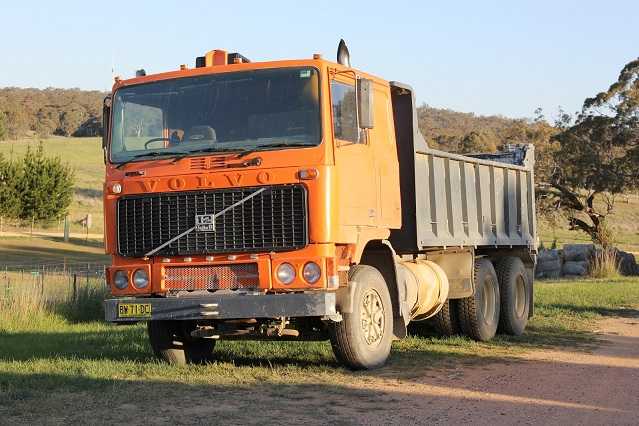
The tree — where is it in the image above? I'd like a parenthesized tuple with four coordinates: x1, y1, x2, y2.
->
(0, 153, 19, 219)
(0, 111, 6, 140)
(538, 58, 639, 246)
(15, 144, 75, 225)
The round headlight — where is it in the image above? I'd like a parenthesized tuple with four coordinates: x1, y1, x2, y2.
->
(276, 263, 295, 285)
(113, 270, 128, 290)
(132, 269, 149, 289)
(302, 262, 321, 284)
(112, 183, 122, 194)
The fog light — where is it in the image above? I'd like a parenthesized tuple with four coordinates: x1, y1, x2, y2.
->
(276, 263, 295, 285)
(132, 269, 149, 289)
(302, 262, 321, 284)
(113, 270, 128, 290)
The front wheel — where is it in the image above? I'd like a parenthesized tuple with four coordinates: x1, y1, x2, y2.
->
(329, 265, 393, 370)
(147, 320, 216, 365)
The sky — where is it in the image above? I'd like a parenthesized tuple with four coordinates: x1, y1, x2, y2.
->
(1, 0, 637, 119)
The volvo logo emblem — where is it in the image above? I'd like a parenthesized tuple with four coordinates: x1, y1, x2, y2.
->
(195, 214, 215, 232)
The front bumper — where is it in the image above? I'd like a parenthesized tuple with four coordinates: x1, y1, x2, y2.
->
(104, 291, 337, 322)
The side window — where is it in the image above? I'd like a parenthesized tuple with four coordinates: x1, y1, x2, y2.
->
(331, 81, 359, 143)
(121, 102, 163, 151)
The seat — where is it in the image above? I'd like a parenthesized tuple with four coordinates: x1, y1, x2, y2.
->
(184, 125, 216, 142)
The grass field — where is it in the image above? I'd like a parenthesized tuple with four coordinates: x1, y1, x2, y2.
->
(0, 236, 108, 266)
(1, 277, 638, 422)
(2, 136, 639, 253)
(0, 137, 104, 235)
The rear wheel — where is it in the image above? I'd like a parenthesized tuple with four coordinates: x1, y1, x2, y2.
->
(147, 320, 216, 365)
(495, 257, 530, 336)
(457, 258, 500, 341)
(329, 265, 393, 370)
(430, 299, 461, 336)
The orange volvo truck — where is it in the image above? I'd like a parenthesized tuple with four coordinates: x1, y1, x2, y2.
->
(103, 41, 537, 369)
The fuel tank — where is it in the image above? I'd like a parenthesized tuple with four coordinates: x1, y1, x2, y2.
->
(398, 260, 449, 321)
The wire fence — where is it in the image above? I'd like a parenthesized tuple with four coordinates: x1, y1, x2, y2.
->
(0, 261, 108, 304)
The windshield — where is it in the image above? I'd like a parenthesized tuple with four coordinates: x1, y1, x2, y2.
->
(109, 67, 321, 163)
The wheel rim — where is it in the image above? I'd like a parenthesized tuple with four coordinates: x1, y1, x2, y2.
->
(514, 275, 527, 318)
(360, 288, 385, 346)
(479, 277, 496, 323)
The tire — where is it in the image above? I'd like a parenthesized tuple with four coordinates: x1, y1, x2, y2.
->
(430, 299, 461, 336)
(457, 258, 500, 341)
(329, 265, 393, 370)
(147, 320, 216, 365)
(495, 257, 530, 336)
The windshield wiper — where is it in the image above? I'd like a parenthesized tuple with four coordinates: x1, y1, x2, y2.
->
(115, 151, 175, 169)
(170, 147, 249, 163)
(236, 142, 315, 158)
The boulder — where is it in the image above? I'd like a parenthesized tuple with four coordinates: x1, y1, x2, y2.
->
(562, 260, 589, 276)
(536, 267, 562, 279)
(563, 244, 595, 262)
(538, 249, 560, 262)
(616, 251, 638, 276)
(536, 258, 562, 272)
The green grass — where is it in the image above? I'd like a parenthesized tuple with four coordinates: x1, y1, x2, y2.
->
(0, 236, 108, 266)
(0, 277, 637, 411)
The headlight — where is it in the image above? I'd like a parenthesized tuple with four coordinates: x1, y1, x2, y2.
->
(302, 262, 321, 284)
(113, 270, 128, 290)
(111, 183, 122, 194)
(132, 269, 149, 289)
(276, 263, 295, 285)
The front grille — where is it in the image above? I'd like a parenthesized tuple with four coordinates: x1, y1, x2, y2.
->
(164, 264, 259, 291)
(117, 185, 307, 257)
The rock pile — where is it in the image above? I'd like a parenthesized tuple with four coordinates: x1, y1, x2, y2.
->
(535, 244, 638, 279)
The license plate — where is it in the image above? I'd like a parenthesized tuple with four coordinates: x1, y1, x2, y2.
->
(118, 303, 152, 318)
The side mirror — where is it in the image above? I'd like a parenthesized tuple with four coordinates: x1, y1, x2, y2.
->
(102, 95, 112, 148)
(357, 78, 374, 129)
(102, 95, 112, 164)
(102, 96, 111, 164)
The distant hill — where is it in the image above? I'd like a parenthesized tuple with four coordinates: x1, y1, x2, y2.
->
(0, 88, 549, 157)
(416, 104, 539, 153)
(0, 87, 106, 139)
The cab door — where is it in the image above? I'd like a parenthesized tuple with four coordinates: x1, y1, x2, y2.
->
(331, 77, 378, 228)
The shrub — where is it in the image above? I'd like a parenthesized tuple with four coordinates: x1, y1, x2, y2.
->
(0, 111, 6, 141)
(14, 143, 74, 223)
(589, 248, 620, 279)
(0, 153, 20, 219)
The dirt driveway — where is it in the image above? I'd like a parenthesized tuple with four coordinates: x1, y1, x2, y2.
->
(86, 314, 636, 426)
(333, 314, 639, 425)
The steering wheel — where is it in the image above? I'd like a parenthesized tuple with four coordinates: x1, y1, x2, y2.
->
(144, 137, 171, 149)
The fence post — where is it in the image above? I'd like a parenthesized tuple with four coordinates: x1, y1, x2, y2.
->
(63, 215, 70, 243)
(72, 274, 77, 303)
(3, 266, 7, 301)
(40, 265, 45, 295)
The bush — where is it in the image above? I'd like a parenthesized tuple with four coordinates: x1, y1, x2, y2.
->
(14, 143, 74, 223)
(589, 248, 620, 279)
(0, 111, 6, 141)
(0, 153, 20, 218)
